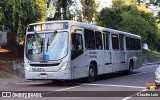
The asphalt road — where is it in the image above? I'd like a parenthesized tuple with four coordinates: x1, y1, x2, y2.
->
(0, 64, 160, 100)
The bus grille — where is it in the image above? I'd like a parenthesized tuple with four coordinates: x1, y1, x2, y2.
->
(30, 63, 60, 67)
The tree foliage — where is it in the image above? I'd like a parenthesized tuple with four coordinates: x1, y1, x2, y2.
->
(49, 0, 74, 20)
(0, 0, 48, 55)
(157, 0, 160, 3)
(0, 0, 47, 37)
(150, 0, 155, 4)
(81, 0, 98, 23)
(112, 0, 137, 7)
(96, 8, 122, 29)
(96, 0, 159, 50)
(118, 12, 150, 42)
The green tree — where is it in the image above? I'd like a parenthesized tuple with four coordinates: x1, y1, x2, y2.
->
(150, 0, 155, 4)
(20, 0, 47, 31)
(96, 4, 138, 29)
(0, 0, 48, 55)
(0, 0, 47, 35)
(113, 0, 137, 7)
(137, 5, 158, 50)
(49, 0, 74, 20)
(156, 0, 160, 4)
(96, 0, 158, 50)
(96, 8, 122, 29)
(151, 0, 160, 5)
(154, 30, 160, 51)
(118, 12, 151, 42)
(112, 0, 125, 8)
(81, 0, 98, 23)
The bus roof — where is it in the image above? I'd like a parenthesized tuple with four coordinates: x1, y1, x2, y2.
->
(28, 20, 141, 38)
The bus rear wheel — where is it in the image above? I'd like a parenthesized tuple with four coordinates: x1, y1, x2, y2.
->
(127, 61, 133, 74)
(88, 64, 97, 83)
(122, 61, 133, 75)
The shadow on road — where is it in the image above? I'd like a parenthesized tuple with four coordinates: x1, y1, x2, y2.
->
(27, 71, 142, 87)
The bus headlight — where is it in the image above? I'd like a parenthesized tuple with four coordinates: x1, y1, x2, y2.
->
(25, 67, 30, 71)
(24, 64, 30, 71)
(59, 62, 68, 72)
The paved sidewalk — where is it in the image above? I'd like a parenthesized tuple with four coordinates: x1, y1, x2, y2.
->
(0, 75, 25, 85)
(0, 70, 25, 85)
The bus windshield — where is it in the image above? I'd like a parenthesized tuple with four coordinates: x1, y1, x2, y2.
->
(25, 32, 68, 61)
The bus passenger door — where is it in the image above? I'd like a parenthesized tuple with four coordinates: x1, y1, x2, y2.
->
(119, 34, 126, 63)
(111, 34, 121, 72)
(71, 28, 89, 79)
(103, 32, 112, 73)
(119, 34, 126, 70)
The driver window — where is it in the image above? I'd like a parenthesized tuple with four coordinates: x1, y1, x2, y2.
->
(72, 34, 83, 50)
(71, 33, 83, 60)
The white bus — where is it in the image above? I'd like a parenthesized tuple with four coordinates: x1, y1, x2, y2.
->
(24, 21, 142, 82)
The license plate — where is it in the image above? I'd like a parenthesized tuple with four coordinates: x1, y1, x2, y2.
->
(39, 74, 48, 78)
(32, 68, 45, 72)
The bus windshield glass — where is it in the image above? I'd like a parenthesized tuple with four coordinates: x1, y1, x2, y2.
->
(25, 32, 68, 61)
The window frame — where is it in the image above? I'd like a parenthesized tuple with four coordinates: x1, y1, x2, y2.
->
(71, 33, 84, 60)
(95, 31, 103, 50)
(112, 34, 119, 50)
(84, 29, 96, 50)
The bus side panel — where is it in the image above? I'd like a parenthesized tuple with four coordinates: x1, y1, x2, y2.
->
(125, 36, 142, 69)
(125, 51, 135, 67)
(70, 26, 89, 79)
(125, 50, 142, 69)
(87, 50, 105, 75)
(133, 50, 142, 69)
(110, 33, 125, 72)
(71, 54, 89, 79)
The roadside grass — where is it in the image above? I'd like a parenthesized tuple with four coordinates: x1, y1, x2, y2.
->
(143, 49, 160, 57)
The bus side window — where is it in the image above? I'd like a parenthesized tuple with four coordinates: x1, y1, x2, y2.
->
(137, 39, 141, 50)
(126, 37, 130, 50)
(95, 31, 103, 50)
(71, 33, 83, 60)
(84, 29, 95, 49)
(112, 34, 119, 50)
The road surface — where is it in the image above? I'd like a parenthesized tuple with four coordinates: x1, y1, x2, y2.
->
(0, 64, 159, 100)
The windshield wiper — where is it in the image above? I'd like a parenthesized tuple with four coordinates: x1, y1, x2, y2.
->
(46, 31, 57, 52)
(46, 37, 49, 52)
(41, 39, 43, 53)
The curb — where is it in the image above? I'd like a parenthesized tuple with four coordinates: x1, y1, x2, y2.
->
(142, 63, 156, 66)
(0, 79, 33, 85)
(142, 63, 160, 66)
(16, 80, 33, 83)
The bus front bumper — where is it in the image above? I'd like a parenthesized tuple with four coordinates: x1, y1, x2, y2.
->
(25, 69, 71, 80)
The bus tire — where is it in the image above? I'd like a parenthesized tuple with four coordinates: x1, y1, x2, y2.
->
(127, 61, 133, 74)
(52, 80, 61, 83)
(88, 64, 97, 83)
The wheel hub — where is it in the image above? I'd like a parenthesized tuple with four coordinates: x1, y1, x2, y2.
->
(90, 69, 95, 77)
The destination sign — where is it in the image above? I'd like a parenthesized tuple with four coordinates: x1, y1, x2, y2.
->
(27, 22, 68, 32)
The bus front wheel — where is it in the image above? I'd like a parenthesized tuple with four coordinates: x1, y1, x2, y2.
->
(88, 64, 97, 82)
